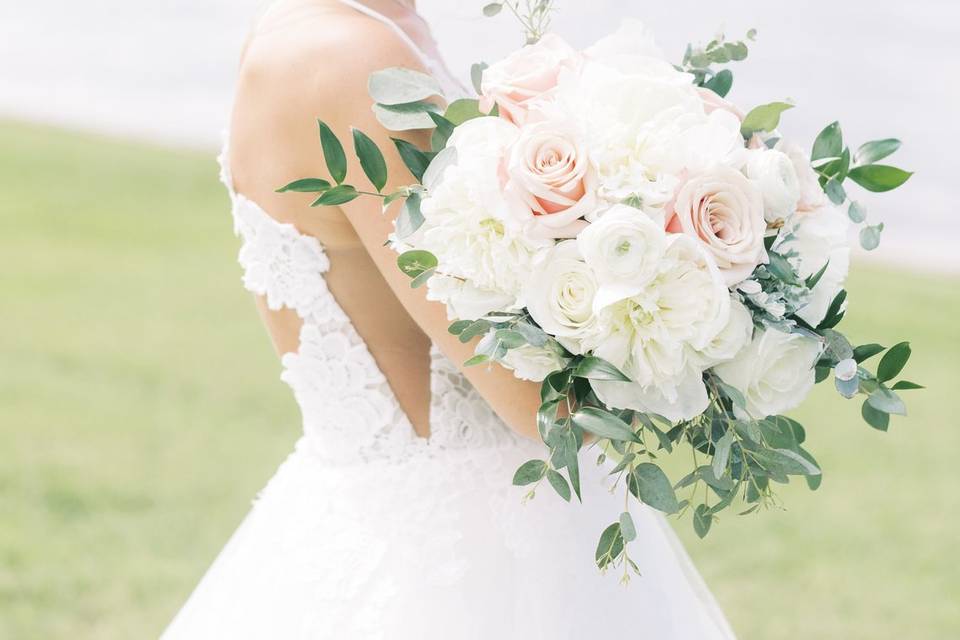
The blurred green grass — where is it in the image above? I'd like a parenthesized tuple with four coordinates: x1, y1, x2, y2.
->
(0, 121, 957, 639)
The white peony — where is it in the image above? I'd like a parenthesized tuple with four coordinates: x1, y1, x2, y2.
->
(502, 344, 570, 382)
(576, 204, 665, 310)
(780, 204, 851, 326)
(714, 328, 822, 419)
(584, 19, 664, 70)
(425, 275, 514, 321)
(745, 148, 801, 222)
(418, 117, 550, 317)
(585, 234, 731, 421)
(524, 240, 600, 354)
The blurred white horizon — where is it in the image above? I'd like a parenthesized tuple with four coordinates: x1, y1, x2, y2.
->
(2, 0, 957, 271)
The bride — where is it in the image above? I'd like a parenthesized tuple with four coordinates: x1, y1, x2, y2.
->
(163, 1, 737, 637)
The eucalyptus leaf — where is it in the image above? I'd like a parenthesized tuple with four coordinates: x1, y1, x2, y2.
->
(703, 69, 733, 98)
(482, 2, 503, 17)
(632, 463, 680, 514)
(372, 101, 441, 131)
(512, 459, 547, 486)
(847, 201, 867, 223)
(409, 268, 434, 289)
(860, 223, 884, 250)
(867, 387, 907, 416)
(619, 511, 637, 542)
(317, 120, 347, 184)
(824, 178, 846, 205)
(862, 399, 890, 430)
(711, 430, 735, 480)
(395, 192, 424, 240)
(368, 67, 443, 105)
(595, 522, 624, 569)
(693, 504, 712, 538)
(396, 249, 438, 278)
(470, 62, 488, 95)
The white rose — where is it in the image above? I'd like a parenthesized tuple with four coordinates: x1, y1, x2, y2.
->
(780, 204, 851, 326)
(524, 240, 599, 353)
(586, 234, 731, 422)
(504, 115, 598, 239)
(667, 166, 768, 287)
(502, 344, 570, 382)
(745, 149, 801, 222)
(776, 140, 827, 213)
(714, 328, 822, 419)
(695, 297, 754, 365)
(576, 204, 665, 310)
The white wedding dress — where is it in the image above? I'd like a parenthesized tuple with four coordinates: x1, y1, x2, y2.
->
(162, 2, 737, 638)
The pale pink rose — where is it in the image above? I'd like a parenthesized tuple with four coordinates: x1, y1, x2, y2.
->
(504, 118, 598, 239)
(479, 34, 580, 126)
(666, 167, 768, 286)
(698, 87, 746, 121)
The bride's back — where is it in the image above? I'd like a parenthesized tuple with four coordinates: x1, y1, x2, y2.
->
(229, 0, 436, 434)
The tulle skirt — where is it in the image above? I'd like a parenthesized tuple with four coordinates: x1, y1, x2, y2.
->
(162, 437, 736, 639)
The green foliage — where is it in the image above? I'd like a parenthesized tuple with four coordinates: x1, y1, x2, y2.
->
(317, 120, 347, 184)
(367, 67, 442, 105)
(351, 128, 387, 192)
(396, 249, 437, 278)
(740, 102, 794, 138)
(310, 184, 358, 206)
(274, 177, 330, 193)
(391, 138, 432, 182)
(681, 29, 756, 91)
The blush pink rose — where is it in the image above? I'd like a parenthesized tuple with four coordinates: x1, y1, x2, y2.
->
(666, 166, 768, 286)
(479, 34, 580, 126)
(504, 119, 597, 239)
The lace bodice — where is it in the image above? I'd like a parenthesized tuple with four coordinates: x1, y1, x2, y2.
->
(219, 144, 522, 464)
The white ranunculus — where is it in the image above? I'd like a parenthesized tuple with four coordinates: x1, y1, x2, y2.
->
(745, 149, 801, 222)
(780, 204, 851, 326)
(776, 140, 827, 213)
(668, 166, 768, 287)
(524, 240, 599, 353)
(502, 344, 570, 382)
(585, 234, 731, 421)
(714, 328, 822, 419)
(695, 297, 754, 365)
(576, 204, 665, 310)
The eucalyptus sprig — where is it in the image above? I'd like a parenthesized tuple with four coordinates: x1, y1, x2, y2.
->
(680, 28, 757, 97)
(482, 0, 557, 44)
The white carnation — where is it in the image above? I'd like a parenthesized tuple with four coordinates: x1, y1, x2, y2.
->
(781, 204, 851, 326)
(714, 328, 822, 419)
(745, 148, 801, 222)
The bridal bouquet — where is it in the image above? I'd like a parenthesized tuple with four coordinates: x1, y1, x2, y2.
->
(283, 8, 919, 577)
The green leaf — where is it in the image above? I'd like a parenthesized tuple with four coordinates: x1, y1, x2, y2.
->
(512, 459, 547, 486)
(632, 463, 680, 514)
(818, 289, 847, 330)
(859, 223, 884, 251)
(574, 356, 631, 381)
(368, 67, 442, 105)
(877, 341, 911, 382)
(847, 201, 867, 223)
(463, 354, 490, 367)
(753, 448, 821, 476)
(891, 380, 923, 390)
(372, 100, 442, 131)
(470, 62, 488, 95)
(275, 178, 331, 193)
(494, 329, 527, 349)
(702, 69, 733, 98)
(855, 138, 901, 165)
(570, 407, 641, 443)
(868, 387, 907, 416)
(847, 165, 913, 192)
(804, 260, 830, 290)
(444, 98, 484, 125)
(595, 522, 624, 569)
(812, 121, 843, 161)
(391, 138, 431, 182)
(546, 469, 571, 501)
(693, 504, 712, 538)
(619, 511, 637, 542)
(741, 101, 793, 138)
(711, 430, 735, 480)
(428, 112, 456, 151)
(447, 320, 472, 335)
(317, 120, 347, 184)
(861, 399, 889, 431)
(409, 268, 434, 289)
(482, 2, 503, 17)
(853, 343, 885, 363)
(395, 192, 424, 240)
(725, 41, 749, 61)
(513, 321, 548, 347)
(396, 249, 438, 278)
(351, 128, 387, 192)
(310, 184, 358, 206)
(824, 177, 846, 205)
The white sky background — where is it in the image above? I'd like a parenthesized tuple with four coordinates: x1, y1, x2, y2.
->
(1, 0, 957, 270)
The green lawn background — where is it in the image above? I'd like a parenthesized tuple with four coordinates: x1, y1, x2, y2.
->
(1, 121, 957, 638)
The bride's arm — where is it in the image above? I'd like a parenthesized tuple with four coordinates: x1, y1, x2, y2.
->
(229, 17, 547, 441)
